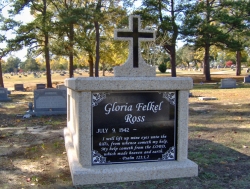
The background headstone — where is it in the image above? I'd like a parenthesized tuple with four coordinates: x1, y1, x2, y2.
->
(33, 88, 67, 116)
(36, 84, 46, 90)
(221, 79, 236, 89)
(14, 84, 24, 91)
(0, 87, 11, 102)
(56, 84, 67, 90)
(244, 75, 250, 83)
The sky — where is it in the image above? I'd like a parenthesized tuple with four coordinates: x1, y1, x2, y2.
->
(1, 6, 33, 61)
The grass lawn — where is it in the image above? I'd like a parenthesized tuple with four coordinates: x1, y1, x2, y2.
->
(0, 69, 249, 188)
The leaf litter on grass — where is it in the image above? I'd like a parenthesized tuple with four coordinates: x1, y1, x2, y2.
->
(0, 76, 250, 188)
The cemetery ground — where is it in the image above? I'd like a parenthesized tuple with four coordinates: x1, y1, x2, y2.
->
(0, 69, 250, 189)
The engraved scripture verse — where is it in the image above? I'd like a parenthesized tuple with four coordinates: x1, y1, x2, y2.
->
(99, 134, 168, 161)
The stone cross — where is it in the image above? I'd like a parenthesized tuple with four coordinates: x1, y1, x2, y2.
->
(116, 16, 154, 68)
(114, 15, 156, 77)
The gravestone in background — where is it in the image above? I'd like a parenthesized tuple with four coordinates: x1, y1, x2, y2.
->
(221, 79, 236, 89)
(244, 75, 250, 83)
(64, 15, 198, 186)
(36, 84, 46, 89)
(33, 88, 67, 116)
(14, 84, 24, 91)
(0, 87, 11, 102)
(56, 84, 67, 90)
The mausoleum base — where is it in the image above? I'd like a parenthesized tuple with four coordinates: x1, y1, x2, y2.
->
(64, 127, 198, 186)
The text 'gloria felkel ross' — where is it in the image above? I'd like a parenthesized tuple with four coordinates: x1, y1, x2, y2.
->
(104, 101, 164, 124)
(104, 101, 164, 115)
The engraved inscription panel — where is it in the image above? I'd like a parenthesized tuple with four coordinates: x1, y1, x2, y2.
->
(36, 96, 66, 109)
(92, 91, 177, 164)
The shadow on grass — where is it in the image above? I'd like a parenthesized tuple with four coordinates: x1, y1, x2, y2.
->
(189, 101, 250, 125)
(70, 139, 250, 189)
(193, 83, 250, 90)
(0, 126, 249, 188)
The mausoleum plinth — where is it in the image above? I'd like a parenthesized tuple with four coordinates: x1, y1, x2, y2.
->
(64, 15, 198, 186)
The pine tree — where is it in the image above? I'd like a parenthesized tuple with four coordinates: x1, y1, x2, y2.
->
(132, 0, 190, 77)
(6, 0, 54, 87)
(181, 0, 235, 81)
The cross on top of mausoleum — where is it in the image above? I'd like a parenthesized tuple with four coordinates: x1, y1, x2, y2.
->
(114, 15, 156, 77)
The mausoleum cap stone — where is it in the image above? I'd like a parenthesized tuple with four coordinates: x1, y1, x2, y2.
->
(65, 77, 193, 91)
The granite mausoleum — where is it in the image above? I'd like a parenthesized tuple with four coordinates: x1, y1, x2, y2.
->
(64, 15, 198, 186)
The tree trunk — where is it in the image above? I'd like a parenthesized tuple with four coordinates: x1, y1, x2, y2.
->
(102, 62, 105, 76)
(236, 51, 241, 76)
(164, 45, 176, 77)
(69, 23, 74, 78)
(43, 0, 52, 88)
(202, 0, 211, 81)
(88, 54, 94, 77)
(170, 46, 177, 77)
(170, 0, 177, 77)
(157, 0, 177, 77)
(45, 35, 52, 88)
(204, 44, 211, 81)
(94, 21, 100, 77)
(0, 58, 4, 88)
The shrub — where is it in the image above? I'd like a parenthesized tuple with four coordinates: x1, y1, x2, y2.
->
(225, 60, 233, 68)
(158, 63, 167, 73)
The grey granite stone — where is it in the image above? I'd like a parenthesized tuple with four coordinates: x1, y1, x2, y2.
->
(244, 76, 250, 83)
(57, 84, 67, 90)
(65, 77, 193, 91)
(65, 127, 198, 185)
(64, 77, 198, 185)
(221, 78, 236, 89)
(0, 87, 11, 102)
(32, 88, 67, 116)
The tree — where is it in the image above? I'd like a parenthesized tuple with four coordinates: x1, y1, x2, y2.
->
(141, 34, 170, 67)
(0, 0, 10, 87)
(5, 56, 21, 72)
(6, 0, 53, 87)
(223, 49, 248, 68)
(220, 1, 250, 76)
(85, 0, 127, 77)
(133, 0, 190, 77)
(181, 0, 235, 81)
(20, 57, 40, 71)
(50, 0, 126, 78)
(0, 37, 6, 87)
(225, 60, 233, 68)
(50, 0, 87, 78)
(176, 45, 196, 68)
(99, 33, 128, 76)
